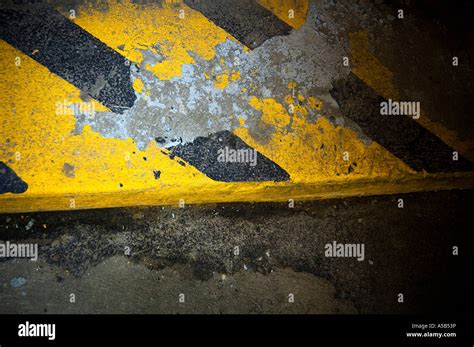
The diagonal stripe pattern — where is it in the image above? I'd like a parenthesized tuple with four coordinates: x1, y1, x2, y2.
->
(0, 4, 136, 113)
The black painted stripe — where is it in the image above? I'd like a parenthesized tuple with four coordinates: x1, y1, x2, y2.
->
(184, 0, 293, 49)
(169, 131, 290, 182)
(330, 73, 474, 173)
(0, 162, 28, 194)
(0, 4, 136, 113)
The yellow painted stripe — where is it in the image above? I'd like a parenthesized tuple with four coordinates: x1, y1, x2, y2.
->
(349, 31, 474, 162)
(66, 1, 414, 182)
(234, 94, 414, 183)
(1, 4, 473, 213)
(64, 0, 240, 80)
(257, 0, 309, 29)
(1, 172, 473, 213)
(0, 39, 215, 196)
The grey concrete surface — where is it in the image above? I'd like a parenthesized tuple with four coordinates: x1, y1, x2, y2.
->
(1, 190, 472, 314)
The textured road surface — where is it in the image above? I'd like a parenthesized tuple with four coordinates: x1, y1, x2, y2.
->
(1, 190, 472, 314)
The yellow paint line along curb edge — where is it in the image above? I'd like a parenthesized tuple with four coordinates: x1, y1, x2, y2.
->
(1, 172, 474, 213)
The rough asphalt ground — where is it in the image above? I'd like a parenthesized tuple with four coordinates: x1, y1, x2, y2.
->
(1, 190, 472, 314)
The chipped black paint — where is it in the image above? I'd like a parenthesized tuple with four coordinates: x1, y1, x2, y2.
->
(0, 3, 136, 113)
(169, 131, 290, 182)
(331, 74, 474, 173)
(184, 0, 293, 49)
(0, 162, 28, 194)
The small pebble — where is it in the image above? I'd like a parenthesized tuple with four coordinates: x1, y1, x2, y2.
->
(10, 276, 27, 288)
(25, 219, 34, 231)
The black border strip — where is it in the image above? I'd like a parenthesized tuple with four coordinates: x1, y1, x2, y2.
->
(0, 314, 470, 345)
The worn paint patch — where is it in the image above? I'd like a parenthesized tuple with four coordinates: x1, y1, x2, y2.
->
(75, 39, 252, 149)
(74, 3, 352, 151)
(0, 39, 215, 197)
(66, 0, 236, 81)
(234, 94, 414, 183)
(132, 78, 144, 93)
(70, 3, 413, 184)
(62, 163, 76, 178)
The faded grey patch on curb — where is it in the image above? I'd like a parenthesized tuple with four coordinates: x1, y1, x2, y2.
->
(73, 3, 362, 151)
(62, 163, 75, 178)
